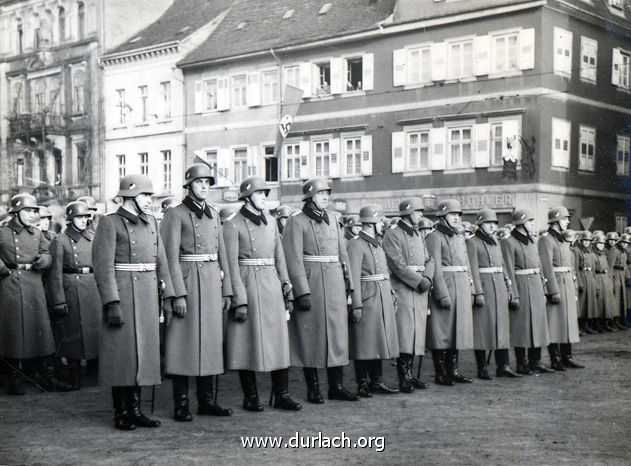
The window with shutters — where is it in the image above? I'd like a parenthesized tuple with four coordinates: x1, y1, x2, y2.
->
(284, 65, 300, 89)
(578, 126, 595, 172)
(551, 118, 571, 169)
(231, 75, 247, 107)
(138, 85, 148, 123)
(233, 148, 248, 184)
(342, 137, 362, 176)
(285, 143, 301, 180)
(553, 28, 573, 77)
(162, 150, 172, 191)
(614, 50, 630, 89)
(617, 135, 630, 176)
(139, 153, 149, 176)
(160, 81, 171, 118)
(262, 70, 279, 105)
(408, 45, 432, 84)
(117, 154, 126, 178)
(313, 139, 330, 177)
(315, 62, 331, 95)
(490, 123, 504, 166)
(447, 39, 474, 79)
(491, 32, 519, 74)
(407, 130, 430, 171)
(204, 78, 217, 111)
(116, 89, 126, 125)
(447, 126, 473, 168)
(345, 57, 363, 91)
(580, 37, 597, 83)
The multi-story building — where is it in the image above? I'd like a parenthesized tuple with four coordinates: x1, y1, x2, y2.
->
(100, 0, 232, 213)
(179, 0, 630, 230)
(0, 0, 173, 206)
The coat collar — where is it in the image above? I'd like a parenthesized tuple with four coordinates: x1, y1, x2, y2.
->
(548, 227, 565, 242)
(116, 206, 149, 224)
(344, 230, 357, 241)
(8, 217, 35, 234)
(436, 223, 455, 237)
(511, 228, 533, 245)
(397, 219, 417, 237)
(475, 228, 497, 246)
(302, 202, 329, 224)
(359, 230, 380, 247)
(42, 230, 56, 241)
(182, 195, 213, 219)
(65, 225, 91, 242)
(617, 243, 627, 253)
(240, 206, 267, 226)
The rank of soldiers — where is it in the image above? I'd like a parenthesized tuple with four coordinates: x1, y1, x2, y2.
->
(1, 169, 629, 432)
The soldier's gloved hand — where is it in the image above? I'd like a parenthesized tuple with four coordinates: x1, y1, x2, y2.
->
(417, 277, 432, 293)
(105, 302, 123, 328)
(548, 293, 561, 304)
(173, 296, 187, 318)
(223, 297, 232, 312)
(473, 294, 485, 307)
(626, 278, 631, 287)
(52, 303, 69, 317)
(509, 298, 520, 310)
(351, 308, 362, 323)
(439, 297, 451, 309)
(32, 255, 47, 271)
(297, 294, 311, 311)
(232, 305, 247, 322)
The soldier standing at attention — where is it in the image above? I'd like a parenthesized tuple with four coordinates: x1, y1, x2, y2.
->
(283, 178, 358, 403)
(574, 231, 600, 334)
(608, 233, 631, 330)
(426, 199, 474, 386)
(343, 215, 361, 247)
(275, 205, 292, 236)
(605, 232, 619, 251)
(348, 205, 400, 397)
(224, 177, 301, 412)
(539, 207, 582, 370)
(47, 201, 102, 390)
(467, 208, 520, 379)
(93, 175, 175, 430)
(500, 209, 550, 375)
(76, 196, 100, 240)
(591, 232, 617, 332)
(382, 198, 435, 393)
(160, 164, 233, 422)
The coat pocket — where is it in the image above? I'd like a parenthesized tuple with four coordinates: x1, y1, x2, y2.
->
(361, 282, 377, 303)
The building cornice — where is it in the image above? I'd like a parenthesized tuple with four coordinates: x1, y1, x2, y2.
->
(547, 0, 631, 36)
(101, 41, 180, 67)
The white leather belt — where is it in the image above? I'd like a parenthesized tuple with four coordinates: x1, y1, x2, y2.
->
(514, 268, 539, 276)
(304, 255, 339, 263)
(554, 267, 573, 273)
(580, 267, 593, 272)
(239, 258, 276, 266)
(180, 254, 218, 262)
(479, 267, 503, 274)
(114, 263, 156, 272)
(406, 265, 426, 272)
(361, 273, 390, 282)
(442, 266, 468, 272)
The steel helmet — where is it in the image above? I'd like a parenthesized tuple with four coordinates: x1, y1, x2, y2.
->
(418, 217, 434, 230)
(619, 233, 631, 244)
(398, 198, 424, 216)
(161, 197, 178, 211)
(184, 163, 215, 188)
(219, 206, 239, 223)
(475, 208, 498, 225)
(239, 177, 269, 200)
(302, 178, 331, 201)
(9, 193, 39, 213)
(359, 205, 382, 224)
(512, 208, 535, 226)
(38, 206, 53, 218)
(66, 201, 92, 219)
(275, 205, 292, 219)
(592, 232, 606, 244)
(563, 229, 576, 242)
(606, 232, 619, 241)
(548, 206, 571, 224)
(579, 230, 593, 242)
(117, 174, 154, 197)
(76, 196, 98, 211)
(435, 199, 462, 217)
(497, 227, 512, 240)
(592, 229, 604, 237)
(345, 215, 360, 229)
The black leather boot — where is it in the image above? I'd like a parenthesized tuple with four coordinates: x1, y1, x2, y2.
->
(197, 376, 233, 416)
(604, 319, 615, 332)
(127, 387, 161, 427)
(396, 355, 414, 393)
(355, 360, 372, 397)
(547, 344, 565, 371)
(303, 367, 324, 404)
(530, 347, 555, 373)
(515, 348, 533, 375)
(172, 375, 193, 422)
(560, 344, 584, 369)
(271, 369, 302, 410)
(446, 349, 473, 383)
(35, 357, 73, 392)
(112, 387, 135, 431)
(327, 366, 359, 401)
(410, 355, 429, 389)
(5, 359, 25, 396)
(475, 350, 491, 380)
(67, 359, 81, 391)
(239, 370, 264, 412)
(368, 360, 398, 394)
(495, 349, 520, 378)
(432, 350, 455, 386)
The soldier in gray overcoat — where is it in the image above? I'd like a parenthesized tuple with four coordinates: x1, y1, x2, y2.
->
(539, 207, 582, 370)
(592, 232, 617, 331)
(160, 164, 233, 422)
(467, 209, 519, 380)
(383, 198, 435, 392)
(93, 175, 175, 431)
(573, 231, 600, 333)
(608, 233, 630, 330)
(283, 178, 358, 403)
(426, 199, 475, 386)
(500, 208, 550, 375)
(76, 196, 100, 240)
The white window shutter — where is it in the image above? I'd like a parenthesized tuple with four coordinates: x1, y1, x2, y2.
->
(474, 123, 490, 168)
(246, 72, 261, 107)
(311, 63, 321, 94)
(299, 140, 310, 179)
(194, 81, 203, 113)
(612, 48, 622, 86)
(330, 57, 344, 94)
(502, 119, 521, 162)
(329, 138, 341, 178)
(217, 78, 230, 111)
(391, 131, 405, 173)
(218, 148, 231, 186)
(519, 28, 535, 70)
(299, 62, 312, 98)
(362, 53, 374, 90)
(431, 127, 446, 170)
(393, 48, 407, 86)
(431, 42, 447, 81)
(474, 35, 490, 76)
(361, 135, 373, 176)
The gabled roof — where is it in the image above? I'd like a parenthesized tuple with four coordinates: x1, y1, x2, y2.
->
(547, 0, 631, 33)
(106, 0, 234, 56)
(178, 0, 396, 67)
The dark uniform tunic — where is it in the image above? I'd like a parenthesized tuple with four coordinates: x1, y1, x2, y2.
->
(607, 244, 628, 318)
(593, 246, 616, 319)
(574, 244, 598, 320)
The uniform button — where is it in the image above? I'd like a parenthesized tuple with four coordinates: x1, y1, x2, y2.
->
(132, 241, 136, 245)
(15, 246, 19, 250)
(253, 248, 257, 251)
(195, 224, 200, 228)
(323, 266, 327, 270)
(134, 277, 138, 280)
(198, 244, 202, 248)
(132, 253, 137, 257)
(130, 230, 134, 233)
(196, 234, 200, 238)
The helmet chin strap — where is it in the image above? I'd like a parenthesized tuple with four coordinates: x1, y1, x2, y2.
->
(16, 211, 29, 228)
(245, 196, 263, 214)
(189, 187, 205, 204)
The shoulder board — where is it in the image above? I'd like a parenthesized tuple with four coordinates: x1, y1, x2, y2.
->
(225, 212, 238, 222)
(208, 203, 219, 213)
(290, 210, 301, 217)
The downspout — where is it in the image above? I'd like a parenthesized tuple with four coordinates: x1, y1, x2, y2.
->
(270, 48, 282, 202)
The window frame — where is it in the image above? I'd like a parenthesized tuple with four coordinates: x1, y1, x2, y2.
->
(407, 43, 432, 85)
(284, 141, 302, 181)
(490, 30, 520, 75)
(230, 74, 247, 108)
(616, 134, 630, 177)
(231, 146, 248, 184)
(579, 36, 598, 84)
(341, 134, 363, 177)
(116, 154, 126, 178)
(261, 69, 279, 105)
(553, 27, 573, 77)
(116, 88, 126, 126)
(139, 152, 149, 176)
(160, 81, 171, 119)
(138, 85, 148, 123)
(311, 137, 332, 178)
(162, 149, 172, 192)
(446, 123, 474, 169)
(551, 117, 571, 170)
(404, 125, 432, 172)
(578, 125, 596, 173)
(446, 36, 475, 80)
